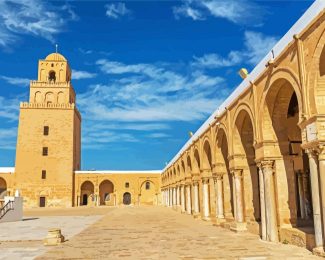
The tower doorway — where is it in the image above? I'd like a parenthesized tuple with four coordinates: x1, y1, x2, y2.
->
(123, 192, 131, 205)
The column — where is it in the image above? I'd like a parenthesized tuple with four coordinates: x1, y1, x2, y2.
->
(232, 169, 244, 223)
(181, 185, 185, 213)
(202, 178, 210, 220)
(257, 163, 266, 241)
(173, 187, 177, 208)
(302, 171, 311, 218)
(186, 184, 192, 214)
(216, 175, 225, 219)
(297, 170, 306, 219)
(176, 186, 180, 208)
(169, 187, 172, 207)
(193, 181, 200, 215)
(308, 149, 324, 249)
(261, 160, 278, 242)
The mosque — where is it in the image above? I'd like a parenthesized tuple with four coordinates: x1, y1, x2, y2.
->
(0, 52, 161, 209)
(1, 0, 325, 255)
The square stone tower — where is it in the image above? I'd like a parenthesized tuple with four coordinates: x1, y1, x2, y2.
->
(14, 52, 81, 208)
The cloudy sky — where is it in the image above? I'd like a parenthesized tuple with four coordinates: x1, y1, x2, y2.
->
(0, 0, 313, 170)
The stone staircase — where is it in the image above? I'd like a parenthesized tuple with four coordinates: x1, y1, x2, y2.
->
(0, 200, 14, 220)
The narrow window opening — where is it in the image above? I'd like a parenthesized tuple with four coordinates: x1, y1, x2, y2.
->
(145, 181, 150, 190)
(39, 197, 46, 207)
(42, 147, 48, 156)
(42, 170, 46, 179)
(43, 126, 49, 136)
(48, 71, 56, 82)
(125, 182, 129, 188)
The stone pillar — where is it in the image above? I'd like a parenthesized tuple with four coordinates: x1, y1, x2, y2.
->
(186, 184, 192, 214)
(202, 178, 210, 220)
(230, 169, 246, 232)
(261, 160, 278, 242)
(297, 170, 306, 219)
(215, 174, 225, 219)
(257, 163, 266, 241)
(169, 188, 172, 207)
(173, 187, 177, 208)
(176, 185, 180, 208)
(193, 181, 200, 216)
(234, 169, 244, 222)
(181, 185, 185, 213)
(307, 149, 324, 250)
(302, 171, 311, 218)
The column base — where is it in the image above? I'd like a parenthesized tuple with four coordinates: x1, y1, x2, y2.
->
(313, 247, 325, 257)
(213, 217, 226, 226)
(230, 222, 247, 232)
(193, 213, 201, 219)
(202, 216, 210, 221)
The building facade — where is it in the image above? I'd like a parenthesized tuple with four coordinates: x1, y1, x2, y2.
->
(161, 1, 325, 254)
(0, 53, 161, 208)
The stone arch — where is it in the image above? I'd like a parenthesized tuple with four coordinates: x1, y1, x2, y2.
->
(259, 69, 302, 142)
(34, 91, 42, 103)
(186, 155, 192, 175)
(233, 108, 260, 223)
(181, 160, 186, 177)
(80, 181, 94, 206)
(202, 138, 213, 170)
(140, 180, 156, 205)
(57, 91, 64, 104)
(308, 29, 325, 115)
(177, 164, 180, 177)
(193, 148, 201, 173)
(45, 92, 54, 105)
(215, 127, 234, 218)
(0, 177, 7, 199)
(99, 180, 114, 206)
(260, 75, 309, 226)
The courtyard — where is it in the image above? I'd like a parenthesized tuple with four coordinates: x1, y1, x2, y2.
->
(0, 206, 320, 259)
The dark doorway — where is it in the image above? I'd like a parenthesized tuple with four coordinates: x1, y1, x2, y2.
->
(83, 194, 88, 205)
(123, 192, 131, 205)
(39, 197, 46, 207)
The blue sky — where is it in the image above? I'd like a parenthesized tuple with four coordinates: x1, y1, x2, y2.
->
(0, 0, 313, 170)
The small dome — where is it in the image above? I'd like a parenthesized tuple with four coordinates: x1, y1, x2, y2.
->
(45, 53, 67, 61)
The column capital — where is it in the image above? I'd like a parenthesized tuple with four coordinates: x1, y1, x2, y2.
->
(230, 169, 243, 178)
(257, 160, 274, 171)
(201, 177, 209, 184)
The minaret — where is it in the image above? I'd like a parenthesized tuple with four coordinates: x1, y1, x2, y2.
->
(14, 52, 81, 208)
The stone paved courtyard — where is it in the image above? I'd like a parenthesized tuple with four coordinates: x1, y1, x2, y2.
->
(0, 206, 321, 259)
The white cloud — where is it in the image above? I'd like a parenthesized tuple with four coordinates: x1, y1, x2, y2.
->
(79, 59, 225, 122)
(0, 96, 20, 121)
(192, 31, 278, 69)
(173, 0, 266, 25)
(72, 70, 97, 80)
(105, 3, 131, 19)
(244, 31, 278, 65)
(0, 127, 17, 150)
(147, 133, 171, 138)
(0, 75, 30, 86)
(173, 5, 205, 21)
(0, 1, 77, 48)
(192, 51, 242, 69)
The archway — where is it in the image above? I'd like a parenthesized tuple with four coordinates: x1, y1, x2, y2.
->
(216, 128, 234, 218)
(261, 78, 311, 227)
(99, 180, 114, 206)
(0, 177, 7, 199)
(234, 109, 260, 224)
(140, 180, 156, 205)
(80, 181, 94, 206)
(123, 192, 131, 205)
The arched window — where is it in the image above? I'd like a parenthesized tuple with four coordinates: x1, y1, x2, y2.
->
(49, 71, 56, 82)
(145, 181, 150, 190)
